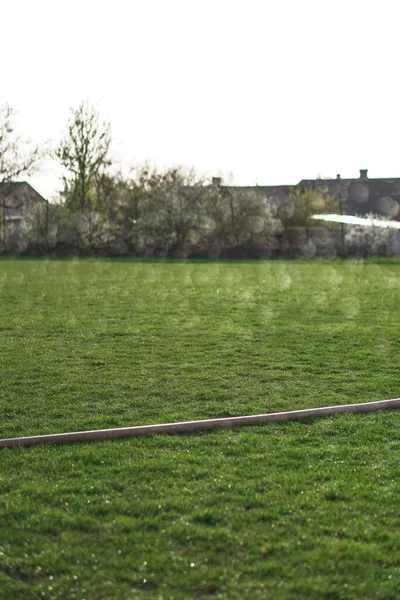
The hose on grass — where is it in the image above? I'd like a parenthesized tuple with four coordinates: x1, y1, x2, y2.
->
(1, 397, 400, 449)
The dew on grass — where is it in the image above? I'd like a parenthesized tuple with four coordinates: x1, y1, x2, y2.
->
(341, 296, 360, 319)
(238, 289, 255, 303)
(278, 274, 292, 290)
(260, 306, 274, 324)
(313, 291, 328, 307)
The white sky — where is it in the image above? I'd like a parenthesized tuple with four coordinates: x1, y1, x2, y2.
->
(4, 0, 400, 199)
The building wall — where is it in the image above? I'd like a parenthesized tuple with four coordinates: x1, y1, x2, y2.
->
(0, 182, 47, 222)
(224, 171, 400, 220)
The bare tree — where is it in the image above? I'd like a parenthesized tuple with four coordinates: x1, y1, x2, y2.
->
(208, 186, 273, 246)
(0, 104, 42, 248)
(133, 166, 213, 251)
(55, 103, 112, 245)
(0, 104, 41, 183)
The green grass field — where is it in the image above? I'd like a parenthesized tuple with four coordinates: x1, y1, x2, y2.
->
(1, 258, 400, 599)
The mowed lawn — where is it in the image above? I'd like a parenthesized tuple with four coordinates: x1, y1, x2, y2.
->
(1, 258, 400, 599)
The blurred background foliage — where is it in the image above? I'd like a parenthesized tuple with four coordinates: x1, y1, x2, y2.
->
(0, 102, 397, 259)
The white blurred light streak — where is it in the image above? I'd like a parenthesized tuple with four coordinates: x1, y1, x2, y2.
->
(312, 214, 400, 229)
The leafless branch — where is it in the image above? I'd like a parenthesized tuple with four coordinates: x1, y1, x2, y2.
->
(0, 104, 42, 183)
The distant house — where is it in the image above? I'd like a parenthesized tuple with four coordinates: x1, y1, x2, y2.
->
(297, 170, 400, 219)
(213, 169, 400, 220)
(0, 181, 47, 222)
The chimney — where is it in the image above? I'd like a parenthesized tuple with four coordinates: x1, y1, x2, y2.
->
(336, 174, 341, 180)
(212, 177, 222, 186)
(359, 169, 368, 180)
